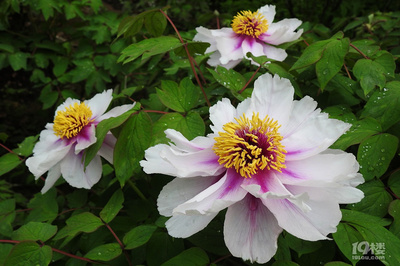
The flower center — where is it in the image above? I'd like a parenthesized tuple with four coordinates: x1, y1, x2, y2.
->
(53, 102, 93, 139)
(213, 112, 286, 178)
(231, 10, 269, 38)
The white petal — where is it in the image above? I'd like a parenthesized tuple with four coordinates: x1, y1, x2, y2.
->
(41, 163, 62, 194)
(97, 133, 116, 164)
(158, 176, 220, 217)
(263, 197, 341, 241)
(60, 150, 102, 189)
(26, 127, 71, 178)
(279, 150, 361, 185)
(283, 114, 351, 160)
(262, 44, 288, 61)
(165, 129, 214, 151)
(258, 5, 276, 25)
(85, 89, 113, 119)
(262, 19, 303, 45)
(209, 98, 237, 133)
(193, 26, 217, 53)
(241, 38, 265, 59)
(224, 194, 282, 264)
(173, 169, 247, 215)
(213, 33, 245, 65)
(97, 103, 136, 122)
(165, 213, 217, 238)
(140, 144, 179, 176)
(75, 123, 96, 154)
(249, 73, 294, 125)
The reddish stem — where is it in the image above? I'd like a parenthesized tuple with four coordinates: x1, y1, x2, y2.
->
(143, 110, 169, 114)
(238, 63, 264, 94)
(350, 43, 369, 59)
(0, 240, 103, 264)
(343, 63, 352, 79)
(104, 221, 132, 266)
(159, 9, 211, 107)
(0, 143, 22, 160)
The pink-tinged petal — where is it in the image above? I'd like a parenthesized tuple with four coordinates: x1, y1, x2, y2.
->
(279, 150, 361, 185)
(41, 163, 62, 194)
(242, 171, 292, 197)
(75, 123, 96, 154)
(262, 44, 287, 61)
(60, 150, 102, 189)
(263, 197, 341, 241)
(158, 176, 220, 217)
(209, 98, 237, 133)
(97, 103, 136, 122)
(283, 114, 351, 160)
(224, 194, 282, 263)
(193, 26, 217, 54)
(281, 96, 319, 137)
(249, 73, 294, 125)
(165, 129, 214, 151)
(98, 133, 116, 164)
(173, 169, 247, 215)
(26, 127, 71, 178)
(258, 5, 276, 26)
(241, 37, 265, 59)
(262, 19, 303, 45)
(85, 89, 113, 119)
(214, 34, 245, 65)
(165, 213, 218, 238)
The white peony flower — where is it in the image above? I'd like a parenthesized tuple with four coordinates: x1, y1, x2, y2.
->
(140, 73, 364, 263)
(26, 89, 135, 193)
(193, 5, 303, 69)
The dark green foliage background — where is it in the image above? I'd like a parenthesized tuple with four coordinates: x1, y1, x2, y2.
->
(1, 0, 400, 265)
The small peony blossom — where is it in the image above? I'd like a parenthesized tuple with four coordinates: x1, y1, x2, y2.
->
(26, 90, 135, 193)
(193, 5, 303, 69)
(140, 73, 364, 263)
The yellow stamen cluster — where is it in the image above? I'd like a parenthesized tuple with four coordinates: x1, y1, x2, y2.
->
(231, 10, 269, 38)
(53, 102, 94, 139)
(213, 113, 286, 178)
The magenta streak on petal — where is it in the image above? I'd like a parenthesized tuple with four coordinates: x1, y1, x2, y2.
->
(233, 35, 245, 51)
(77, 123, 93, 142)
(218, 169, 243, 199)
(245, 36, 255, 48)
(281, 168, 304, 179)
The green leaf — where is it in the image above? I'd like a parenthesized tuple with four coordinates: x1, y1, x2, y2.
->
(347, 179, 392, 217)
(4, 241, 52, 266)
(70, 58, 95, 83)
(12, 222, 57, 242)
(357, 133, 399, 181)
(0, 199, 16, 237)
(290, 39, 331, 71)
(0, 43, 15, 53)
(374, 51, 396, 78)
(331, 117, 381, 150)
(333, 223, 364, 266)
(153, 111, 205, 143)
(173, 41, 210, 57)
(341, 209, 391, 227)
(361, 81, 400, 131)
(37, 0, 57, 20)
(84, 104, 139, 167)
(0, 244, 13, 266)
(92, 25, 111, 44)
(325, 262, 352, 266)
(389, 200, 400, 238)
(388, 171, 400, 197)
(146, 232, 184, 266)
(13, 135, 38, 157)
(54, 212, 103, 240)
(162, 247, 209, 266)
(8, 52, 29, 71)
(84, 243, 122, 261)
(272, 261, 300, 266)
(27, 190, 58, 223)
(52, 56, 69, 77)
(316, 38, 349, 89)
(123, 225, 157, 250)
(157, 78, 200, 112)
(144, 11, 167, 37)
(39, 84, 58, 109)
(285, 233, 322, 257)
(118, 36, 182, 64)
(117, 15, 144, 38)
(114, 111, 152, 186)
(0, 153, 21, 176)
(100, 189, 124, 224)
(353, 59, 386, 95)
(208, 66, 246, 92)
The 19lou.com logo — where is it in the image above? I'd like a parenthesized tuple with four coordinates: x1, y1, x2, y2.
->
(352, 241, 385, 260)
